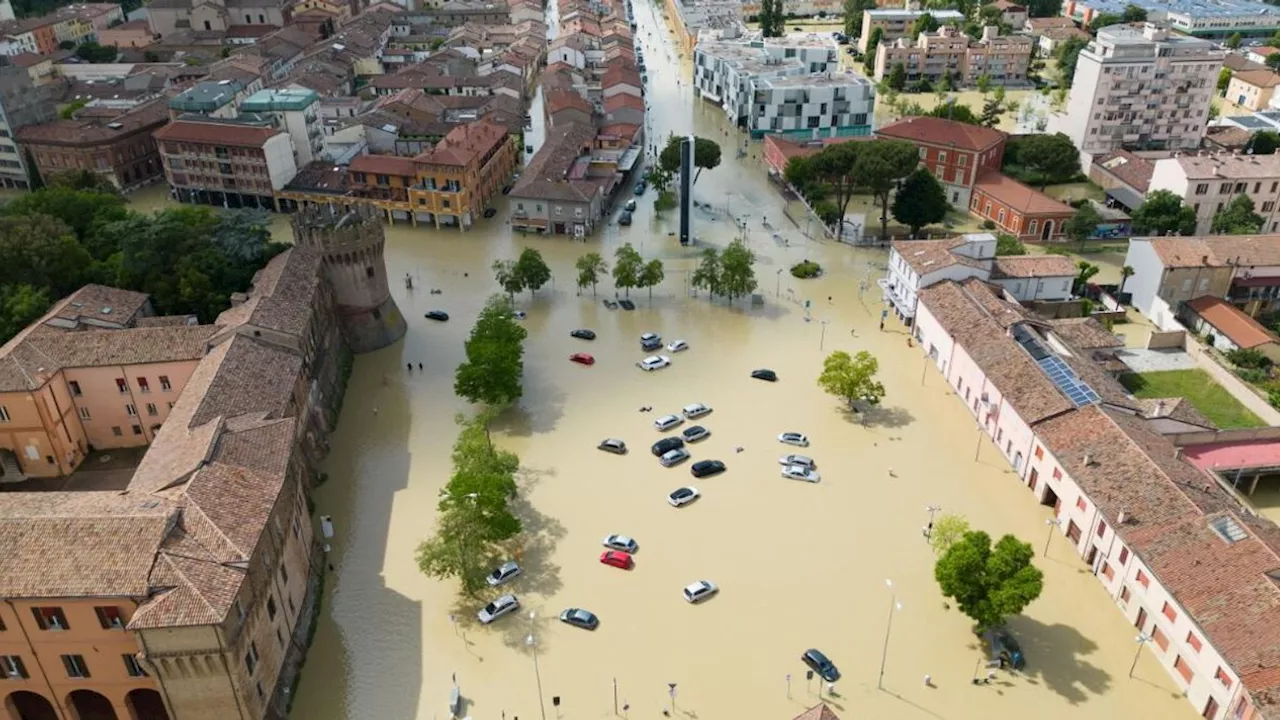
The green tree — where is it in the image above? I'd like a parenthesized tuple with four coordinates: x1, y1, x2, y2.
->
(1003, 133, 1080, 188)
(1075, 261, 1100, 293)
(976, 73, 992, 95)
(1064, 203, 1103, 250)
(995, 233, 1027, 255)
(1211, 195, 1265, 235)
(658, 135, 722, 184)
(638, 258, 665, 301)
(887, 61, 907, 91)
(0, 214, 93, 298)
(929, 101, 981, 124)
(1248, 130, 1280, 155)
(491, 259, 524, 301)
(929, 513, 971, 556)
(3, 187, 128, 252)
(980, 86, 1007, 128)
(74, 42, 119, 63)
(1123, 3, 1146, 20)
(1266, 54, 1280, 72)
(513, 247, 552, 298)
(691, 247, 722, 298)
(574, 252, 608, 296)
(1218, 67, 1234, 94)
(935, 530, 1044, 630)
(1119, 265, 1135, 294)
(910, 12, 939, 39)
(1131, 189, 1198, 236)
(817, 350, 886, 411)
(654, 190, 677, 213)
(844, 0, 876, 40)
(0, 284, 51, 342)
(1227, 32, 1242, 50)
(44, 169, 119, 193)
(454, 295, 528, 407)
(646, 165, 673, 193)
(1089, 12, 1123, 29)
(1054, 35, 1088, 88)
(787, 142, 862, 237)
(858, 139, 920, 243)
(612, 242, 643, 297)
(1025, 0, 1062, 16)
(719, 239, 758, 302)
(892, 167, 949, 235)
(864, 28, 883, 76)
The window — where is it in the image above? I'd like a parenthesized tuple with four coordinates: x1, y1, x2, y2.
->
(1052, 467, 1062, 480)
(123, 654, 147, 677)
(79, 407, 91, 420)
(1162, 601, 1177, 622)
(146, 403, 158, 417)
(1187, 632, 1203, 653)
(1153, 626, 1169, 651)
(958, 155, 967, 167)
(939, 151, 947, 163)
(1209, 515, 1248, 543)
(1137, 569, 1150, 588)
(1, 655, 27, 679)
(267, 596, 277, 621)
(1034, 445, 1043, 460)
(1028, 220, 1037, 235)
(918, 147, 926, 158)
(1076, 496, 1087, 512)
(1120, 585, 1131, 603)
(32, 607, 68, 630)
(160, 375, 171, 391)
(69, 380, 82, 396)
(112, 426, 122, 437)
(0, 406, 8, 423)
(1265, 201, 1276, 213)
(1097, 520, 1107, 537)
(1216, 666, 1233, 688)
(61, 655, 89, 678)
(126, 404, 137, 416)
(244, 643, 259, 675)
(137, 377, 149, 393)
(1173, 655, 1193, 683)
(1194, 183, 1208, 195)
(95, 606, 124, 630)
(116, 378, 128, 393)
(1101, 562, 1114, 579)
(997, 209, 1006, 224)
(1119, 546, 1129, 565)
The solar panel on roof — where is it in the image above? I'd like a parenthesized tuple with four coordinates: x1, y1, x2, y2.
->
(1035, 356, 1101, 408)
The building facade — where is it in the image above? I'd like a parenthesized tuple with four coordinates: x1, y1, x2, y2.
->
(970, 169, 1075, 241)
(744, 73, 875, 139)
(1148, 152, 1280, 236)
(875, 116, 1006, 209)
(1050, 24, 1222, 162)
(1225, 69, 1280, 111)
(857, 8, 965, 54)
(1063, 0, 1280, 38)
(239, 87, 323, 167)
(17, 98, 169, 191)
(154, 117, 299, 209)
(0, 59, 54, 189)
(874, 26, 1033, 88)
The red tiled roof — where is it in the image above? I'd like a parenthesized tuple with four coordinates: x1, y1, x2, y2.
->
(9, 52, 46, 68)
(876, 116, 1006, 152)
(603, 92, 643, 112)
(1234, 69, 1280, 90)
(349, 153, 418, 177)
(546, 87, 591, 116)
(1186, 296, 1278, 349)
(418, 119, 507, 166)
(974, 170, 1074, 215)
(153, 120, 283, 148)
(991, 254, 1077, 278)
(1091, 149, 1154, 193)
(599, 122, 640, 139)
(601, 63, 641, 88)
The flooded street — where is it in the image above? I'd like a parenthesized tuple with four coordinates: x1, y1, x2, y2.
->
(130, 5, 1195, 720)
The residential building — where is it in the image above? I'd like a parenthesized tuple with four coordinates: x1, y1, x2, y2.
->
(98, 19, 156, 48)
(875, 116, 1006, 208)
(1063, 0, 1280, 38)
(874, 26, 1034, 88)
(0, 58, 53, 189)
(740, 0, 838, 17)
(1147, 152, 1280, 235)
(239, 87, 323, 166)
(16, 98, 169, 191)
(911, 276, 1280, 720)
(145, 0, 290, 39)
(1182, 295, 1280, 362)
(1050, 24, 1222, 163)
(154, 117, 299, 209)
(969, 170, 1075, 241)
(741, 73, 875, 139)
(879, 233, 1077, 324)
(987, 0, 1027, 27)
(9, 51, 52, 85)
(1227, 69, 1280, 111)
(1123, 235, 1280, 330)
(1087, 148, 1154, 209)
(1024, 20, 1090, 55)
(168, 80, 247, 120)
(1248, 45, 1280, 65)
(508, 120, 606, 236)
(857, 8, 965, 54)
(662, 0, 744, 56)
(760, 133, 852, 176)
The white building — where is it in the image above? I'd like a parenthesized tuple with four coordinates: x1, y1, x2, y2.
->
(239, 87, 323, 167)
(1049, 23, 1222, 167)
(880, 234, 1077, 324)
(743, 73, 874, 138)
(1148, 152, 1280, 235)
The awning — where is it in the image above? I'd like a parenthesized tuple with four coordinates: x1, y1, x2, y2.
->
(1105, 187, 1144, 212)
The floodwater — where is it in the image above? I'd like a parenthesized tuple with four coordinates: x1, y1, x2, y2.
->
(132, 5, 1193, 720)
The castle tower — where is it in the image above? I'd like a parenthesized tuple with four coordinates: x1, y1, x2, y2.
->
(292, 204, 407, 353)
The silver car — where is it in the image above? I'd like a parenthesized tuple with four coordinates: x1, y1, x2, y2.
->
(781, 465, 821, 483)
(603, 534, 638, 553)
(654, 414, 684, 431)
(683, 580, 718, 603)
(478, 594, 520, 624)
(778, 432, 809, 447)
(682, 402, 712, 419)
(637, 355, 671, 372)
(660, 447, 691, 467)
(486, 561, 521, 587)
(778, 454, 816, 470)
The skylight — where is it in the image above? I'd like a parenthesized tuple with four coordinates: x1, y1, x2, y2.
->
(1209, 516, 1248, 544)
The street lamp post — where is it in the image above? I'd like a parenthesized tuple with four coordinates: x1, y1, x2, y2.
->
(820, 320, 829, 351)
(526, 612, 547, 720)
(877, 579, 903, 691)
(776, 268, 783, 298)
(924, 505, 941, 539)
(1044, 517, 1062, 557)
(1129, 633, 1152, 678)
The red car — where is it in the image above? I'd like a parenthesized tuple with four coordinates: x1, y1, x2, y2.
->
(599, 550, 634, 569)
(570, 353, 595, 366)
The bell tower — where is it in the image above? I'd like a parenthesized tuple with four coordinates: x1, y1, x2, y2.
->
(291, 204, 407, 353)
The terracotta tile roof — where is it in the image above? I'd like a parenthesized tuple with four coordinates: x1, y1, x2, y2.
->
(601, 63, 641, 88)
(237, 248, 325, 338)
(9, 52, 47, 68)
(1252, 47, 1280, 58)
(876, 116, 1006, 152)
(1224, 54, 1266, 72)
(1144, 237, 1224, 268)
(52, 284, 150, 326)
(189, 336, 302, 428)
(892, 237, 987, 276)
(603, 92, 644, 112)
(1186, 296, 1278, 349)
(1025, 16, 1074, 30)
(1206, 125, 1254, 152)
(974, 170, 1074, 215)
(1168, 152, 1280, 180)
(0, 513, 175, 598)
(792, 703, 840, 720)
(1136, 397, 1215, 429)
(509, 120, 601, 202)
(991, 254, 1077, 278)
(1144, 235, 1280, 269)
(546, 87, 592, 116)
(134, 315, 199, 328)
(1047, 317, 1123, 350)
(154, 119, 284, 148)
(349, 152, 419, 177)
(419, 119, 507, 166)
(599, 122, 640, 139)
(1091, 149, 1154, 193)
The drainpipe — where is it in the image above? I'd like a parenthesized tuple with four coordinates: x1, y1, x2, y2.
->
(5, 599, 69, 720)
(1020, 424, 1036, 483)
(214, 627, 250, 720)
(132, 599, 178, 720)
(945, 333, 958, 384)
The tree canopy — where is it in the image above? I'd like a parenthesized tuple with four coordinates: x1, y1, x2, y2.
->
(1248, 130, 1280, 155)
(574, 252, 608, 296)
(935, 530, 1044, 631)
(843, 0, 876, 40)
(720, 239, 758, 302)
(691, 248, 723, 299)
(929, 513, 971, 556)
(892, 167, 949, 235)
(858, 139, 920, 243)
(1131, 189, 1198, 236)
(1063, 204, 1103, 249)
(1054, 36, 1089, 88)
(513, 247, 552, 298)
(454, 295, 528, 408)
(910, 12, 939, 39)
(612, 243, 643, 297)
(658, 135, 722, 184)
(817, 350, 885, 411)
(785, 141, 863, 236)
(757, 0, 785, 36)
(1211, 195, 1265, 235)
(1002, 133, 1080, 188)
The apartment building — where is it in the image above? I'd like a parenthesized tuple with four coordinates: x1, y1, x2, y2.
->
(875, 115, 1006, 208)
(741, 72, 875, 139)
(912, 276, 1280, 720)
(857, 8, 965, 54)
(1063, 0, 1280, 39)
(1050, 24, 1222, 163)
(508, 120, 607, 237)
(0, 3, 122, 55)
(16, 98, 169, 190)
(240, 87, 323, 167)
(0, 59, 54, 189)
(154, 117, 299, 209)
(1123, 234, 1280, 330)
(874, 26, 1033, 88)
(1147, 152, 1280, 235)
(406, 118, 517, 228)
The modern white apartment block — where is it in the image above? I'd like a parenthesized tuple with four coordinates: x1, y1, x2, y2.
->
(746, 73, 875, 138)
(1148, 152, 1280, 235)
(1049, 23, 1222, 164)
(858, 7, 966, 54)
(1064, 0, 1280, 39)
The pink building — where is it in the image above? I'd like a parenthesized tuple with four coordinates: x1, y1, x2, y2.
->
(914, 278, 1279, 720)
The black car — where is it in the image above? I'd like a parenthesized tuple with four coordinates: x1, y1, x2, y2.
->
(502, 184, 513, 194)
(751, 369, 778, 382)
(801, 649, 840, 682)
(483, 207, 497, 218)
(619, 299, 636, 311)
(651, 437, 685, 456)
(619, 210, 633, 226)
(603, 299, 619, 309)
(571, 329, 597, 340)
(690, 459, 725, 478)
(425, 310, 449, 322)
(682, 425, 710, 443)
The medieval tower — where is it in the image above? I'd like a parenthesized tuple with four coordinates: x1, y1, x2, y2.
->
(292, 204, 407, 352)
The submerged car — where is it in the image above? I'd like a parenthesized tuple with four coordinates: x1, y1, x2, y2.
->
(781, 465, 821, 483)
(651, 436, 685, 456)
(618, 299, 636, 310)
(666, 339, 689, 353)
(801, 649, 840, 682)
(779, 454, 816, 470)
(570, 352, 595, 366)
(478, 594, 520, 624)
(690, 460, 725, 478)
(485, 561, 521, 587)
(681, 425, 710, 443)
(660, 447, 691, 467)
(602, 534, 638, 553)
(637, 355, 671, 372)
(640, 332, 662, 350)
(483, 207, 497, 218)
(778, 432, 810, 447)
(682, 402, 712, 419)
(571, 328, 597, 340)
(682, 580, 718, 603)
(598, 438, 628, 455)
(618, 210, 633, 226)
(600, 550, 635, 570)
(653, 414, 684, 431)
(425, 310, 449, 322)
(751, 369, 778, 382)
(668, 486, 700, 507)
(559, 608, 599, 630)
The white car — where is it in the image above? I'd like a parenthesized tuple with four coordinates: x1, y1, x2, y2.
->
(478, 594, 520, 624)
(666, 339, 689, 352)
(781, 465, 821, 483)
(485, 560, 521, 587)
(683, 580, 718, 603)
(654, 414, 684, 431)
(637, 355, 671, 371)
(682, 402, 712, 419)
(668, 486, 700, 507)
(778, 432, 809, 448)
(603, 534, 638, 553)
(511, 310, 527, 320)
(779, 454, 816, 470)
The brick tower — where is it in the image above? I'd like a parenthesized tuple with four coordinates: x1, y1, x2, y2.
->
(291, 204, 406, 353)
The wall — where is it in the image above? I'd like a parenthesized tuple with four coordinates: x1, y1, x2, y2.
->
(64, 360, 198, 451)
(263, 133, 300, 191)
(992, 274, 1074, 302)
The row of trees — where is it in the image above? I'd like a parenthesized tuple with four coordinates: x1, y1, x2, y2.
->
(784, 139, 920, 242)
(572, 244, 667, 299)
(690, 239, 759, 302)
(0, 170, 286, 344)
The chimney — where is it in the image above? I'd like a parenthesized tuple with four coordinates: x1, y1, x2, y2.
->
(981, 25, 997, 42)
(1117, 510, 1127, 524)
(1174, 447, 1183, 460)
(1083, 453, 1094, 466)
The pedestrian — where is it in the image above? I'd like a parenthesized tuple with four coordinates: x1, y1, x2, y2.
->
(879, 318, 885, 331)
(406, 362, 412, 372)
(907, 337, 914, 348)
(889, 468, 897, 478)
(373, 407, 378, 415)
(418, 362, 423, 370)
(827, 295, 832, 304)
(924, 674, 933, 687)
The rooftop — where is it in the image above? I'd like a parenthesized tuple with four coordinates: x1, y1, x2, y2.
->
(1143, 234, 1280, 268)
(169, 80, 243, 112)
(1186, 296, 1279, 349)
(153, 118, 284, 148)
(1165, 151, 1280, 180)
(1092, 149, 1154, 193)
(349, 152, 419, 178)
(15, 97, 169, 146)
(974, 170, 1075, 215)
(240, 87, 320, 112)
(991, 254, 1078, 278)
(876, 116, 1005, 152)
(891, 237, 988, 277)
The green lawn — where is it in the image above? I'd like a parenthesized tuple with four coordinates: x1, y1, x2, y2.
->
(1119, 370, 1266, 429)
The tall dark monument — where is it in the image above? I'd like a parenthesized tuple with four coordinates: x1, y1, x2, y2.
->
(679, 135, 694, 245)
